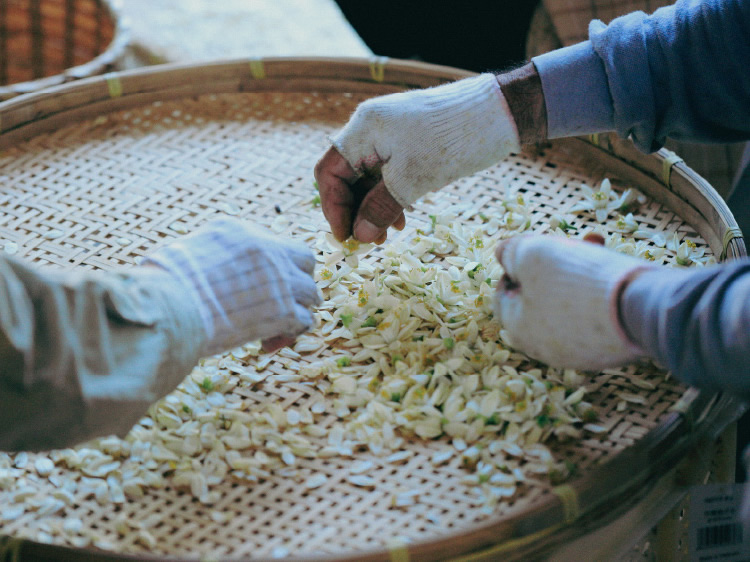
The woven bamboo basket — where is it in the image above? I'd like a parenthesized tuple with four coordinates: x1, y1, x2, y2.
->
(0, 0, 126, 100)
(0, 57, 746, 561)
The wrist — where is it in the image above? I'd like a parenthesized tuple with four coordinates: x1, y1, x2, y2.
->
(612, 266, 653, 353)
(531, 42, 614, 138)
(495, 62, 547, 145)
(128, 266, 211, 360)
(618, 266, 696, 362)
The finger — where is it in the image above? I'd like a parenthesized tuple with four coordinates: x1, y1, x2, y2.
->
(291, 275, 322, 308)
(315, 147, 359, 242)
(494, 236, 527, 294)
(368, 202, 403, 244)
(492, 287, 506, 323)
(262, 335, 295, 353)
(494, 237, 517, 271)
(493, 274, 522, 327)
(352, 181, 405, 243)
(349, 170, 380, 224)
(285, 246, 317, 276)
(582, 231, 606, 246)
(393, 212, 406, 231)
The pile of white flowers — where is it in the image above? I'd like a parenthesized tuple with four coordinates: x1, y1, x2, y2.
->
(302, 211, 599, 490)
(0, 178, 700, 549)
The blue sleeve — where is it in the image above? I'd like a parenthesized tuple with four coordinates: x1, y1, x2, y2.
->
(620, 262, 750, 399)
(533, 0, 750, 152)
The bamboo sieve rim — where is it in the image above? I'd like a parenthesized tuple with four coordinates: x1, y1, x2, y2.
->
(0, 57, 745, 561)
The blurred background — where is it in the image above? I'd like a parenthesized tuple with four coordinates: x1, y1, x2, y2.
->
(121, 0, 538, 72)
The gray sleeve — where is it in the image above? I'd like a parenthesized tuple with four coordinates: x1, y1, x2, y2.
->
(620, 261, 750, 399)
(0, 257, 208, 451)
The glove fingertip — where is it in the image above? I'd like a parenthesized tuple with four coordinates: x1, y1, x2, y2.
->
(494, 235, 524, 277)
(293, 304, 317, 333)
(289, 246, 317, 276)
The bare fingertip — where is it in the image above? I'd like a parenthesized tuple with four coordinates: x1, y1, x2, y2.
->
(262, 335, 295, 353)
(353, 218, 382, 244)
(330, 222, 352, 243)
(393, 212, 407, 231)
(583, 232, 606, 246)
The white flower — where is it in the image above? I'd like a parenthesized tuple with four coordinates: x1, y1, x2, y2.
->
(614, 213, 639, 233)
(569, 178, 644, 223)
(666, 233, 709, 266)
(323, 233, 373, 267)
(314, 263, 352, 289)
(500, 190, 532, 232)
(632, 241, 666, 262)
(611, 188, 646, 214)
(549, 214, 577, 233)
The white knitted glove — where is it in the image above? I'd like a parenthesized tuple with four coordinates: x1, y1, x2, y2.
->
(144, 218, 320, 355)
(493, 235, 653, 371)
(332, 73, 520, 209)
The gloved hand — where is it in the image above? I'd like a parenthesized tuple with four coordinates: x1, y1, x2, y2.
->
(144, 218, 320, 355)
(493, 234, 654, 371)
(315, 73, 520, 243)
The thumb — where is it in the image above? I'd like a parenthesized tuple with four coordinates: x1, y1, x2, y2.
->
(352, 180, 405, 243)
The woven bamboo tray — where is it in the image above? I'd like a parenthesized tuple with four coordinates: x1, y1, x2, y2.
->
(0, 58, 746, 561)
(0, 0, 126, 100)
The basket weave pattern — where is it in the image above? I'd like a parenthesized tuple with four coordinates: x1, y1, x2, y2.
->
(0, 88, 723, 560)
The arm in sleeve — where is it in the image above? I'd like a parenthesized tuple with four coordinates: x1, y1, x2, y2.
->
(620, 260, 750, 399)
(532, 0, 750, 151)
(0, 256, 208, 451)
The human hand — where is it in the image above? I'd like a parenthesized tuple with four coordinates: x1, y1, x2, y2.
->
(143, 218, 320, 355)
(493, 234, 653, 370)
(315, 74, 520, 243)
